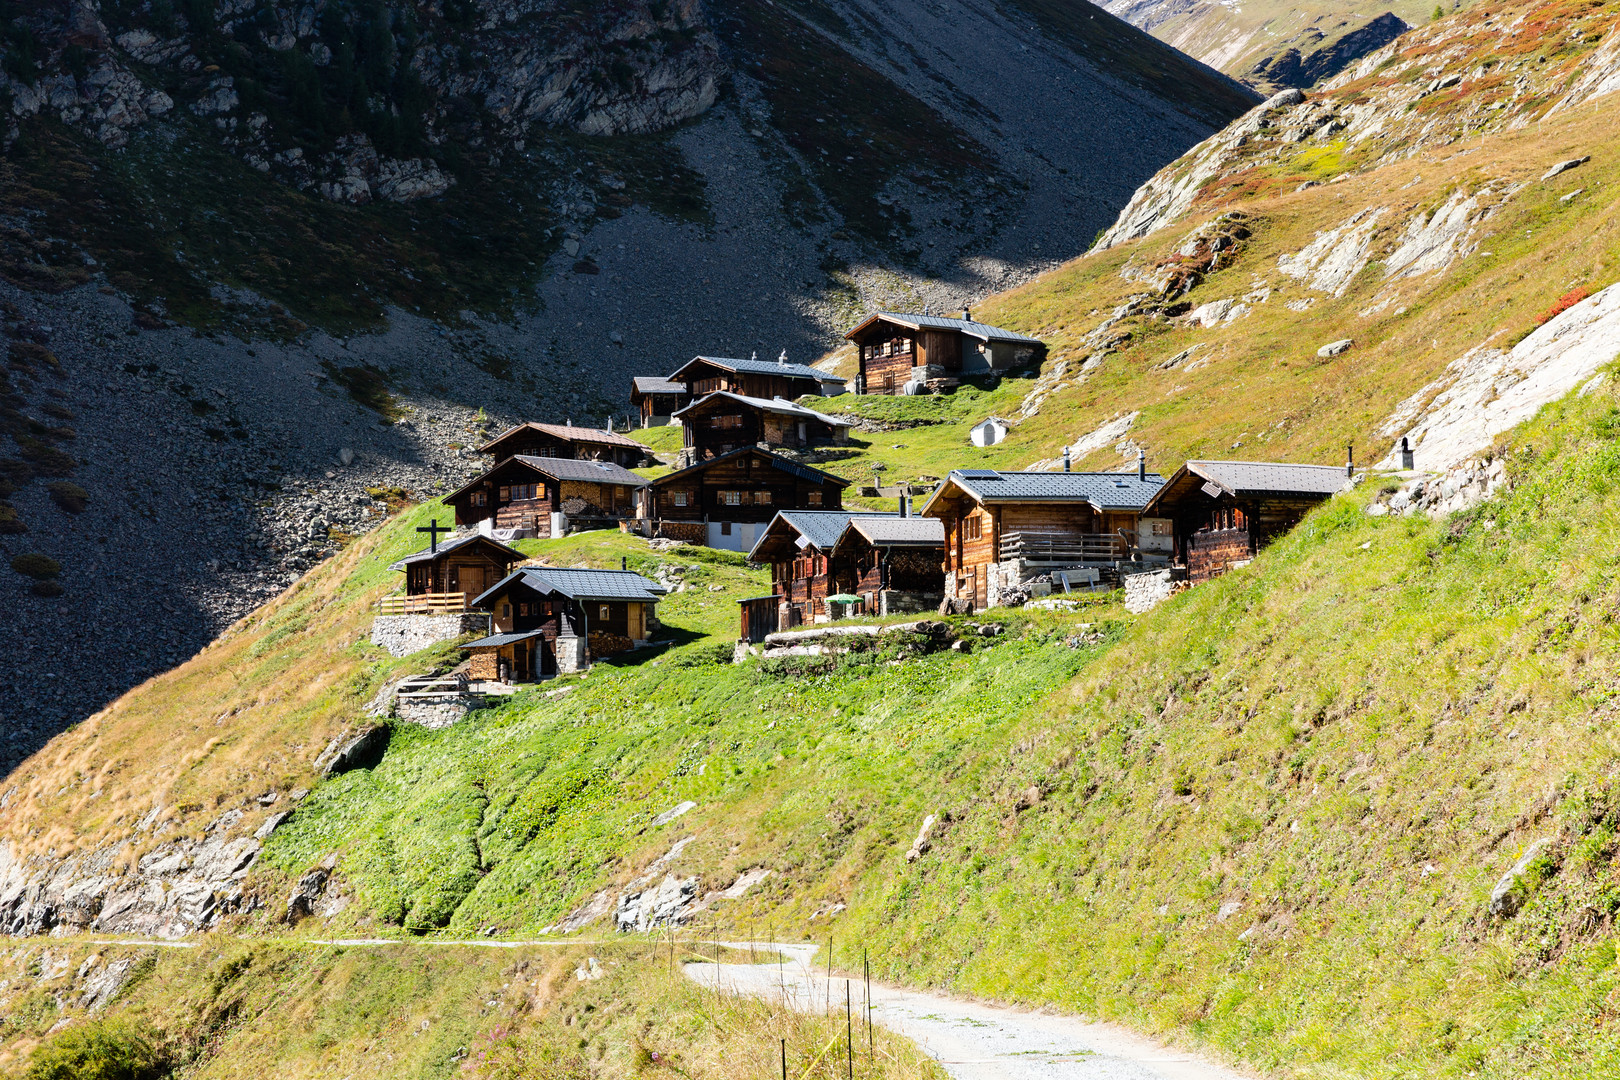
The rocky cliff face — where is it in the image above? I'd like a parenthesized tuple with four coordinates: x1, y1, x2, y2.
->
(3, 0, 721, 204)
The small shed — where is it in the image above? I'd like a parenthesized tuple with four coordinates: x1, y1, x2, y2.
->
(470, 565, 667, 677)
(477, 422, 651, 467)
(1140, 460, 1350, 582)
(461, 631, 546, 684)
(673, 391, 850, 461)
(384, 534, 525, 612)
(845, 311, 1044, 394)
(970, 417, 1009, 447)
(630, 377, 689, 427)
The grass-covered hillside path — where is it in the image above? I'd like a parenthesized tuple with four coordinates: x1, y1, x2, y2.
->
(688, 944, 1250, 1080)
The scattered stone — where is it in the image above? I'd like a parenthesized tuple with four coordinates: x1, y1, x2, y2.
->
(1317, 339, 1354, 357)
(1540, 156, 1589, 181)
(905, 814, 938, 862)
(575, 956, 604, 980)
(649, 801, 697, 829)
(1489, 837, 1555, 918)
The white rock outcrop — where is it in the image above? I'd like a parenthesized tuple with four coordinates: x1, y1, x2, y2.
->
(1278, 208, 1386, 296)
(1376, 283, 1620, 472)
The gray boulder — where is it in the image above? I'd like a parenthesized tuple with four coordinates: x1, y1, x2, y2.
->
(1489, 837, 1556, 918)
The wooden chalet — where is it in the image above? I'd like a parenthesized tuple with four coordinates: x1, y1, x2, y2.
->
(668, 354, 846, 401)
(466, 565, 666, 680)
(649, 446, 850, 552)
(477, 421, 651, 468)
(920, 465, 1166, 609)
(381, 534, 525, 614)
(444, 455, 650, 538)
(630, 377, 689, 427)
(740, 506, 946, 636)
(830, 513, 946, 616)
(1140, 460, 1349, 582)
(845, 310, 1044, 395)
(673, 391, 850, 463)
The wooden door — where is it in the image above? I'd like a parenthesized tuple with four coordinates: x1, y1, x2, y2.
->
(460, 566, 485, 603)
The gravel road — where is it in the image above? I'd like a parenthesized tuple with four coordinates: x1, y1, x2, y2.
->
(685, 944, 1252, 1080)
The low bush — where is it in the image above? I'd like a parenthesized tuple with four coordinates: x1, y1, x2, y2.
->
(26, 1019, 168, 1080)
(46, 481, 87, 513)
(10, 552, 59, 579)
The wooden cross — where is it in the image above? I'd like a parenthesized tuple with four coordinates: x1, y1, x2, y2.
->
(417, 518, 450, 554)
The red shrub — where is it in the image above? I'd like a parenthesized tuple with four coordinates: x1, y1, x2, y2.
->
(1535, 287, 1592, 326)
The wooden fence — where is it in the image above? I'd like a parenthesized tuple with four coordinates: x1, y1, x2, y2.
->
(998, 531, 1126, 566)
(376, 592, 468, 615)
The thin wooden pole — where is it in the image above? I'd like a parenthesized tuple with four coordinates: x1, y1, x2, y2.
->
(781, 1037, 788, 1080)
(826, 936, 833, 1016)
(864, 948, 872, 1063)
(845, 980, 853, 1080)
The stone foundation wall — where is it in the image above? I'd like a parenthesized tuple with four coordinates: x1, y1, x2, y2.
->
(556, 635, 589, 674)
(370, 613, 490, 658)
(1123, 569, 1181, 614)
(879, 590, 943, 616)
(397, 694, 484, 729)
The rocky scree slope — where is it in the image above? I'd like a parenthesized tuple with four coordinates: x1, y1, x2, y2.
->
(0, 0, 1255, 743)
(1103, 0, 1428, 91)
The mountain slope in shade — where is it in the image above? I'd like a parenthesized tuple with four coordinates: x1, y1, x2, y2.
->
(0, 0, 1253, 754)
(1103, 0, 1428, 88)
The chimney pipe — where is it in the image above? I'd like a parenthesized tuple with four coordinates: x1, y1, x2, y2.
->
(964, 307, 972, 322)
(1137, 448, 1146, 481)
(899, 493, 909, 518)
(621, 556, 627, 571)
(1345, 443, 1355, 478)
(1062, 446, 1071, 473)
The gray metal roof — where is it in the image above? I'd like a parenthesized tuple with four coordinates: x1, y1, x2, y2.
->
(672, 391, 849, 426)
(672, 355, 846, 384)
(1185, 460, 1351, 497)
(861, 312, 1042, 345)
(924, 469, 1166, 513)
(844, 515, 945, 546)
(779, 509, 885, 552)
(479, 422, 651, 453)
(652, 446, 852, 488)
(388, 533, 525, 571)
(632, 377, 686, 395)
(471, 566, 667, 607)
(461, 630, 545, 649)
(513, 455, 650, 487)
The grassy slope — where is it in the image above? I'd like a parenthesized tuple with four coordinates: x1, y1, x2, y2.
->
(0, 938, 943, 1080)
(900, 78, 1620, 477)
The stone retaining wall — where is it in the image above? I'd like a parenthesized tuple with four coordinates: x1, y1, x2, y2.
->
(370, 613, 489, 658)
(1123, 569, 1182, 614)
(397, 694, 486, 730)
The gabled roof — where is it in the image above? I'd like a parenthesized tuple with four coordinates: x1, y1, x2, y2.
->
(513, 455, 650, 487)
(477, 422, 651, 455)
(387, 533, 526, 571)
(1142, 461, 1350, 515)
(920, 469, 1166, 516)
(748, 509, 884, 560)
(461, 630, 545, 649)
(845, 312, 1043, 345)
(632, 377, 687, 396)
(1182, 460, 1351, 496)
(839, 515, 945, 548)
(672, 390, 849, 427)
(444, 454, 650, 504)
(651, 446, 852, 489)
(471, 566, 667, 608)
(669, 355, 846, 385)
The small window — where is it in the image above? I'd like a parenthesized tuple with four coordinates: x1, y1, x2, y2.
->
(500, 603, 511, 618)
(807, 491, 822, 507)
(498, 486, 510, 501)
(721, 521, 733, 536)
(722, 491, 742, 506)
(672, 491, 689, 508)
(966, 515, 983, 540)
(756, 490, 771, 505)
(471, 491, 487, 507)
(600, 604, 610, 620)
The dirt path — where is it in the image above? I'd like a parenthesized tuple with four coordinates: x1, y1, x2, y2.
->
(684, 945, 1252, 1080)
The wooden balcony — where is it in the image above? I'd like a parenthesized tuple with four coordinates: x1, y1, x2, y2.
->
(377, 591, 469, 615)
(998, 531, 1127, 566)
